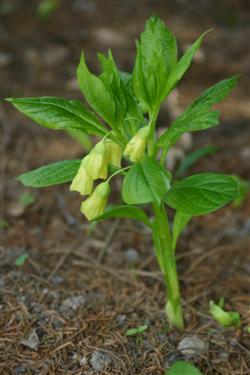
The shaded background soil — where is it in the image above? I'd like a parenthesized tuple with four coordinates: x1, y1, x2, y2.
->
(0, 1, 250, 374)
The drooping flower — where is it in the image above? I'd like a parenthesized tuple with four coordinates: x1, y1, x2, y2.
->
(105, 139, 122, 168)
(81, 181, 111, 220)
(124, 126, 150, 162)
(70, 155, 93, 195)
(86, 140, 108, 180)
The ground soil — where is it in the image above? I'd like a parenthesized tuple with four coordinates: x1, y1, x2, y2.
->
(0, 1, 250, 374)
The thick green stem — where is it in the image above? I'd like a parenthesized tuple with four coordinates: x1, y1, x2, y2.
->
(152, 202, 184, 330)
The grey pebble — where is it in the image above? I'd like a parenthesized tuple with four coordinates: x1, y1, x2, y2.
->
(124, 248, 139, 264)
(60, 295, 86, 313)
(21, 329, 40, 351)
(90, 350, 112, 372)
(178, 335, 207, 357)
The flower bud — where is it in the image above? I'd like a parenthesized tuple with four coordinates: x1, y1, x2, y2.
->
(87, 140, 108, 180)
(105, 139, 122, 168)
(124, 126, 150, 162)
(81, 181, 110, 220)
(70, 155, 93, 196)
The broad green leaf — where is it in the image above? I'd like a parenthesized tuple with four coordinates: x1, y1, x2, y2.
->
(77, 52, 115, 127)
(19, 192, 36, 207)
(176, 145, 218, 177)
(98, 51, 144, 133)
(6, 97, 106, 136)
(133, 16, 177, 112)
(18, 160, 81, 188)
(165, 30, 211, 96)
(165, 173, 239, 216)
(166, 361, 203, 375)
(158, 75, 239, 149)
(172, 211, 191, 250)
(122, 158, 171, 205)
(126, 325, 148, 336)
(132, 42, 151, 113)
(97, 205, 152, 228)
(141, 16, 177, 73)
(209, 301, 241, 327)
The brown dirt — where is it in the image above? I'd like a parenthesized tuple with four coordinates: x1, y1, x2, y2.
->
(0, 1, 250, 374)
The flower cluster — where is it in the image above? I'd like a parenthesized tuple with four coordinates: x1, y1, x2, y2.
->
(70, 126, 150, 220)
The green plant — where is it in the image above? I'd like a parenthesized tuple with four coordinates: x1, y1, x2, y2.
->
(209, 299, 241, 327)
(6, 16, 240, 329)
(166, 361, 203, 375)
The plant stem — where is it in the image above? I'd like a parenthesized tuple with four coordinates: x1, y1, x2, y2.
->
(148, 107, 160, 157)
(152, 202, 184, 330)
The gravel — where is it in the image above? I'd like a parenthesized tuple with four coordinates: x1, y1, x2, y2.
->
(177, 335, 207, 357)
(90, 350, 112, 372)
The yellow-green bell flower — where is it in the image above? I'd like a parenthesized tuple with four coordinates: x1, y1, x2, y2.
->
(124, 126, 150, 162)
(87, 140, 108, 180)
(70, 155, 93, 196)
(81, 181, 110, 220)
(105, 139, 122, 168)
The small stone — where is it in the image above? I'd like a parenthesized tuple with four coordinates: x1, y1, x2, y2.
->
(14, 365, 27, 375)
(90, 350, 112, 372)
(21, 329, 40, 351)
(240, 146, 250, 161)
(178, 335, 207, 357)
(116, 314, 126, 327)
(52, 275, 64, 285)
(0, 52, 12, 67)
(79, 356, 88, 366)
(124, 248, 139, 264)
(60, 295, 86, 313)
(218, 352, 229, 361)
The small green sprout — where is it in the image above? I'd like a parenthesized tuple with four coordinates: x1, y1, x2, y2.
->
(7, 16, 240, 329)
(19, 192, 36, 207)
(209, 300, 241, 327)
(126, 324, 148, 337)
(166, 361, 203, 375)
(15, 252, 29, 267)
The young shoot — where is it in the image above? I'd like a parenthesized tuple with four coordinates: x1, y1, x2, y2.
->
(7, 16, 240, 330)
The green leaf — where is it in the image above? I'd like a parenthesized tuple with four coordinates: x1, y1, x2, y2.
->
(176, 145, 218, 177)
(166, 361, 203, 375)
(122, 158, 171, 205)
(158, 75, 239, 149)
(172, 211, 191, 250)
(159, 110, 219, 150)
(18, 160, 81, 188)
(126, 325, 148, 336)
(209, 301, 241, 327)
(165, 30, 211, 95)
(6, 97, 106, 136)
(165, 173, 239, 216)
(133, 16, 177, 111)
(96, 205, 152, 228)
(141, 16, 177, 73)
(77, 52, 116, 127)
(15, 252, 29, 267)
(19, 192, 36, 207)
